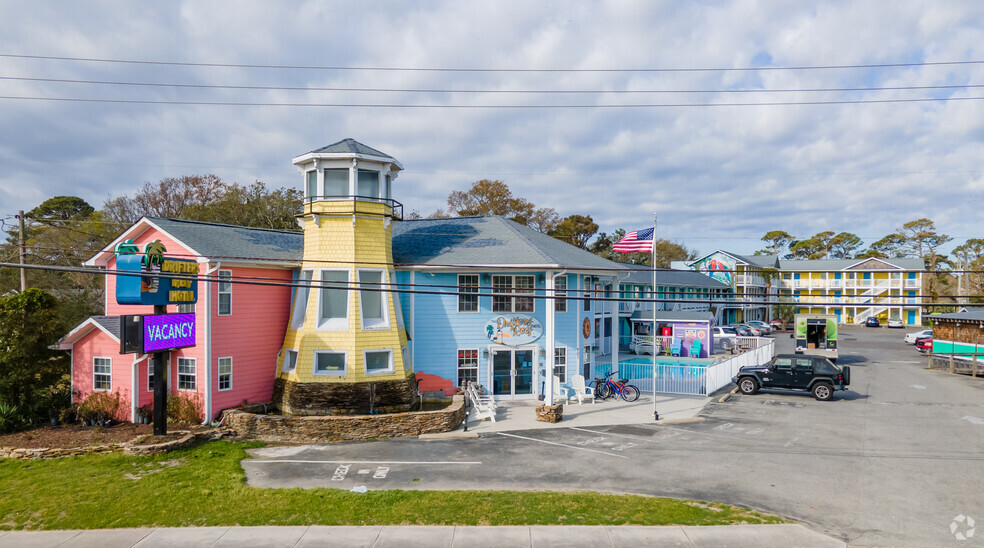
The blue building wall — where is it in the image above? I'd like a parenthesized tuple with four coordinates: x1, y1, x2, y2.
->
(395, 270, 588, 396)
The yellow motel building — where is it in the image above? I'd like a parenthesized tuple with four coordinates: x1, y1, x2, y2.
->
(685, 251, 925, 326)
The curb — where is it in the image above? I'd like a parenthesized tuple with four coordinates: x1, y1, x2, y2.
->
(718, 387, 738, 403)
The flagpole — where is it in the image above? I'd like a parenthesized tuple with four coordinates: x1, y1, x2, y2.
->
(652, 213, 658, 421)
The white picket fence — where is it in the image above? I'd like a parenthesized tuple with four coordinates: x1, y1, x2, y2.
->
(703, 338, 776, 395)
(650, 337, 776, 396)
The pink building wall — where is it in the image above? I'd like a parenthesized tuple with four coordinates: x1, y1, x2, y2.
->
(209, 265, 292, 414)
(71, 328, 132, 422)
(72, 220, 294, 423)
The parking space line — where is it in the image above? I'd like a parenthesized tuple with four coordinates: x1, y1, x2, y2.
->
(250, 460, 482, 465)
(496, 432, 628, 458)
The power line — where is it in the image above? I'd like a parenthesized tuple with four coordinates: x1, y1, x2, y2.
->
(1, 261, 973, 308)
(5, 74, 984, 95)
(3, 94, 984, 108)
(3, 53, 983, 73)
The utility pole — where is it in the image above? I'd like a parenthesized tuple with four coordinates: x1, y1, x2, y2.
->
(17, 210, 26, 291)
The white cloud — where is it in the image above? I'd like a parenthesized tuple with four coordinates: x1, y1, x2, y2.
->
(0, 0, 982, 253)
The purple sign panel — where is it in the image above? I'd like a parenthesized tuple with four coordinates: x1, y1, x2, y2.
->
(143, 313, 196, 353)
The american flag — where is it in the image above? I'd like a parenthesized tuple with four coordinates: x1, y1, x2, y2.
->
(613, 227, 655, 253)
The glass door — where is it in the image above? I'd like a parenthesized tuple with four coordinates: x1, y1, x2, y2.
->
(492, 350, 512, 396)
(490, 349, 535, 398)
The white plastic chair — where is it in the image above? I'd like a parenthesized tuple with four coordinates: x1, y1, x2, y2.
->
(568, 374, 595, 404)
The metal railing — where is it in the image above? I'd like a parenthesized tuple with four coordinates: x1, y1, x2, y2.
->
(304, 195, 404, 220)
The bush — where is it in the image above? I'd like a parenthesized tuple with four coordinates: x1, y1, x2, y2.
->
(79, 391, 123, 422)
(0, 400, 27, 434)
(167, 394, 203, 424)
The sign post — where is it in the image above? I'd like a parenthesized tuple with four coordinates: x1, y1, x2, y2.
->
(113, 240, 199, 436)
(151, 304, 167, 435)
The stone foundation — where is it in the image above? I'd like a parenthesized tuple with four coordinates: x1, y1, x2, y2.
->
(224, 395, 464, 443)
(535, 403, 563, 423)
(272, 374, 420, 415)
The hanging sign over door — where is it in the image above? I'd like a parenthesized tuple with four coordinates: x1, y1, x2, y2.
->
(485, 315, 543, 346)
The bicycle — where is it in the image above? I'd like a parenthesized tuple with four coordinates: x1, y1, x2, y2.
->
(593, 371, 640, 402)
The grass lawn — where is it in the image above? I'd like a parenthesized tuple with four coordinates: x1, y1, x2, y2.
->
(0, 440, 784, 530)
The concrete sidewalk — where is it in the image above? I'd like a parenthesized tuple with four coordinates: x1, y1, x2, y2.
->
(425, 394, 709, 438)
(0, 524, 846, 547)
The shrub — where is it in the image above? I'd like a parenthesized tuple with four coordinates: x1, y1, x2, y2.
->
(167, 393, 203, 424)
(80, 391, 123, 422)
(0, 400, 27, 434)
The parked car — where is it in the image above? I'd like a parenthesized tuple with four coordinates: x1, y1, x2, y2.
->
(865, 317, 880, 327)
(713, 326, 738, 339)
(887, 319, 904, 329)
(746, 320, 774, 335)
(904, 329, 933, 344)
(916, 337, 933, 352)
(739, 324, 764, 336)
(728, 324, 754, 337)
(769, 318, 785, 331)
(733, 354, 850, 401)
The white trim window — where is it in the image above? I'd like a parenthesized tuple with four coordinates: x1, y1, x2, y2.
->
(93, 357, 111, 391)
(458, 274, 480, 312)
(492, 275, 535, 313)
(217, 357, 232, 391)
(306, 170, 318, 199)
(457, 349, 478, 386)
(554, 347, 567, 383)
(147, 356, 170, 392)
(290, 270, 313, 330)
(282, 349, 298, 374)
(314, 350, 347, 376)
(177, 357, 197, 391)
(358, 269, 389, 330)
(554, 275, 567, 313)
(391, 270, 405, 330)
(318, 269, 350, 330)
(364, 349, 394, 375)
(218, 270, 232, 316)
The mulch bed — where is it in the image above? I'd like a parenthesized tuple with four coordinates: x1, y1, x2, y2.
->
(0, 423, 207, 449)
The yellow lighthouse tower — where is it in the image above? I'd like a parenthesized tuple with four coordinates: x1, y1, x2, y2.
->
(273, 139, 416, 415)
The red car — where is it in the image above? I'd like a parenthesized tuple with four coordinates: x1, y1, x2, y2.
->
(916, 337, 933, 352)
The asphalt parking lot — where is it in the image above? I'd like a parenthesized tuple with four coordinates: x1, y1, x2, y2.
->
(244, 326, 984, 547)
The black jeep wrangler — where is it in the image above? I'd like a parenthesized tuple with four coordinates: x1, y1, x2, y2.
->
(732, 354, 850, 401)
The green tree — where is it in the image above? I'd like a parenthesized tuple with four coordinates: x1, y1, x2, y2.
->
(182, 181, 302, 231)
(758, 230, 794, 256)
(0, 289, 70, 426)
(950, 238, 984, 302)
(787, 231, 835, 259)
(896, 218, 952, 311)
(858, 234, 908, 259)
(28, 196, 95, 225)
(432, 179, 560, 233)
(548, 215, 598, 249)
(828, 232, 863, 259)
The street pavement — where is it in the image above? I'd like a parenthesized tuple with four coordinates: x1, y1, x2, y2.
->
(0, 524, 845, 547)
(243, 327, 984, 547)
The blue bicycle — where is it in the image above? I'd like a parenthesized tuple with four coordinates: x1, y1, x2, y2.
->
(593, 371, 640, 402)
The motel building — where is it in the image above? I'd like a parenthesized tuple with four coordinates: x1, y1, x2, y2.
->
(683, 251, 924, 326)
(60, 139, 728, 423)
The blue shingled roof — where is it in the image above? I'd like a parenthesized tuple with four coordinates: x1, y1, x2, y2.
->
(392, 216, 622, 270)
(146, 217, 303, 262)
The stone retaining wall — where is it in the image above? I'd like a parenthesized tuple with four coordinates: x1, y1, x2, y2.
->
(0, 429, 228, 460)
(272, 375, 420, 415)
(224, 395, 464, 443)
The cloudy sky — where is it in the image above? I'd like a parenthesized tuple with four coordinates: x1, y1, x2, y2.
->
(2, 1, 983, 256)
